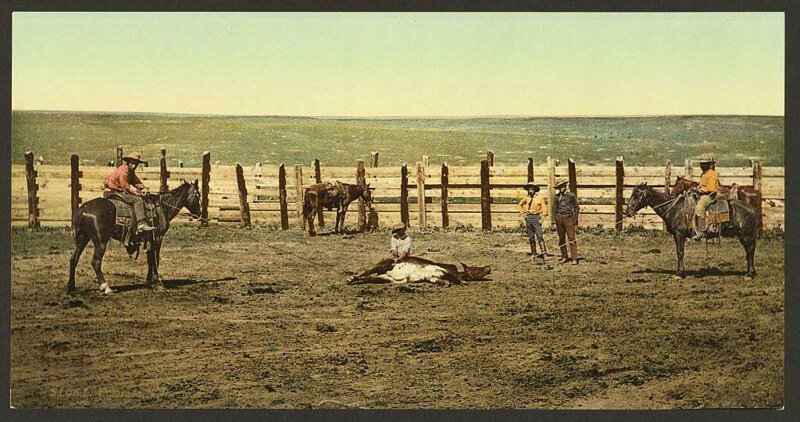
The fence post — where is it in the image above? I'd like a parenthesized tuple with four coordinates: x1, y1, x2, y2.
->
(615, 156, 625, 232)
(752, 160, 764, 236)
(160, 147, 170, 193)
(279, 164, 289, 230)
(370, 152, 379, 168)
(568, 158, 578, 197)
(422, 155, 429, 169)
(685, 158, 693, 181)
(664, 159, 673, 194)
(178, 161, 184, 168)
(441, 162, 449, 229)
(416, 161, 427, 228)
(313, 159, 324, 227)
(24, 151, 40, 228)
(70, 154, 82, 226)
(487, 150, 494, 166)
(294, 165, 304, 228)
(199, 151, 211, 226)
(357, 159, 367, 232)
(235, 163, 252, 228)
(547, 156, 556, 229)
(663, 159, 672, 231)
(527, 157, 535, 183)
(400, 164, 409, 227)
(480, 159, 492, 231)
(116, 146, 124, 167)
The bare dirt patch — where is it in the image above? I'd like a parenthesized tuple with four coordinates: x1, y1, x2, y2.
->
(10, 226, 784, 409)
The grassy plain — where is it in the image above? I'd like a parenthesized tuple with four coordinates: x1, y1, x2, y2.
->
(12, 111, 784, 168)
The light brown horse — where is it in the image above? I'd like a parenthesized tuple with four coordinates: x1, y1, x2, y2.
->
(302, 181, 372, 236)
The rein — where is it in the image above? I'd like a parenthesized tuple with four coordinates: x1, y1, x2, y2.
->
(650, 194, 682, 214)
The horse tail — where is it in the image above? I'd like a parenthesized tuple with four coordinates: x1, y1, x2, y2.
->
(302, 190, 313, 218)
(71, 204, 82, 238)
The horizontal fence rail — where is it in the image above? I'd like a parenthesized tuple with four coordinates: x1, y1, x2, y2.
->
(12, 150, 784, 234)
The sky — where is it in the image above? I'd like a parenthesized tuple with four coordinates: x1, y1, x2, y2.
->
(12, 12, 784, 117)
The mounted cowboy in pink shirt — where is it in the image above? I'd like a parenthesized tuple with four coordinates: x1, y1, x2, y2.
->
(103, 152, 155, 232)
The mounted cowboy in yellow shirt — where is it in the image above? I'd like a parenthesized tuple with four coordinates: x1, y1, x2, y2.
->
(691, 154, 722, 240)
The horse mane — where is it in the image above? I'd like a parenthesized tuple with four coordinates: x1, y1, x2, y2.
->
(159, 181, 192, 214)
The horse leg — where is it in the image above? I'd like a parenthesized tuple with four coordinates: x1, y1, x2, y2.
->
(90, 238, 112, 294)
(334, 207, 342, 234)
(308, 204, 318, 236)
(68, 232, 90, 294)
(740, 235, 757, 279)
(338, 204, 350, 234)
(674, 233, 686, 278)
(149, 237, 166, 291)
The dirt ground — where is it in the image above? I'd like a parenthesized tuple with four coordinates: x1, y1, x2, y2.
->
(10, 224, 785, 409)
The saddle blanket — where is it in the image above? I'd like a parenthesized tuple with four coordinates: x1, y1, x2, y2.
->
(706, 198, 730, 224)
(686, 194, 730, 228)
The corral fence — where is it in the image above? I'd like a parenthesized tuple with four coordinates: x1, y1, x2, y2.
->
(12, 149, 784, 234)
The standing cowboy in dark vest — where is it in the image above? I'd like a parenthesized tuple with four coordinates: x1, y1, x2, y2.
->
(554, 178, 580, 264)
(518, 182, 548, 261)
(691, 154, 722, 240)
(103, 152, 156, 232)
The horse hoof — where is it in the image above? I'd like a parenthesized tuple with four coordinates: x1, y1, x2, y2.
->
(151, 283, 166, 292)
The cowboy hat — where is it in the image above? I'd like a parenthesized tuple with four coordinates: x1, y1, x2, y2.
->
(524, 182, 540, 192)
(122, 152, 147, 165)
(697, 154, 716, 164)
(391, 223, 407, 233)
(554, 178, 568, 188)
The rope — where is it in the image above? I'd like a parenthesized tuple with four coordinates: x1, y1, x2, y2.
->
(158, 201, 327, 267)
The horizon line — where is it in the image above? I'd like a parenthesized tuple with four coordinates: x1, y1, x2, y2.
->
(11, 109, 785, 119)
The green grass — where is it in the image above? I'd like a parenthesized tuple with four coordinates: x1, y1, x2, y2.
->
(12, 111, 784, 168)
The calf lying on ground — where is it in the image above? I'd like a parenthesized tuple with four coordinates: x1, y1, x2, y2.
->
(347, 256, 491, 286)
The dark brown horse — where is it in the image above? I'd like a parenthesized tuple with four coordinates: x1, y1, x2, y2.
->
(68, 180, 202, 294)
(671, 175, 762, 232)
(625, 183, 757, 279)
(302, 181, 372, 236)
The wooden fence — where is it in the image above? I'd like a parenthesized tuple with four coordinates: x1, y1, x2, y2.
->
(11, 149, 785, 233)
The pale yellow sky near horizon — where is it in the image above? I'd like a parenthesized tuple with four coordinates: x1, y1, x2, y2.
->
(12, 12, 785, 117)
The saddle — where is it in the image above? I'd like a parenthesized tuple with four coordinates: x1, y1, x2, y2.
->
(104, 192, 161, 251)
(686, 193, 730, 236)
(318, 183, 344, 210)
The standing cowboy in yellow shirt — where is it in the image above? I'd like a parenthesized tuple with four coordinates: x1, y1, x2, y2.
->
(691, 154, 722, 240)
(518, 182, 549, 261)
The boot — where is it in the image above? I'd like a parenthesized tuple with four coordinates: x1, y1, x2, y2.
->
(691, 215, 706, 240)
(528, 240, 538, 257)
(537, 239, 548, 259)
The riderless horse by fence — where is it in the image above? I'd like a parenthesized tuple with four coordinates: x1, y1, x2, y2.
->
(302, 181, 373, 236)
(68, 180, 202, 294)
(624, 182, 757, 279)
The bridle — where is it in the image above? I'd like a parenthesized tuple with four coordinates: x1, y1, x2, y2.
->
(630, 185, 681, 216)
